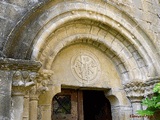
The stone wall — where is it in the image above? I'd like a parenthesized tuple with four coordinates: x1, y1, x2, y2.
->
(0, 0, 44, 51)
(107, 0, 160, 52)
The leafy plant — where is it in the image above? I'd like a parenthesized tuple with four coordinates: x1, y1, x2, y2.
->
(137, 83, 160, 117)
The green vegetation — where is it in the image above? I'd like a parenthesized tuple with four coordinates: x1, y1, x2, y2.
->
(137, 83, 160, 116)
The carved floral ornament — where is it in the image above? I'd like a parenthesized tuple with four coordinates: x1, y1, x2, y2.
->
(124, 78, 160, 100)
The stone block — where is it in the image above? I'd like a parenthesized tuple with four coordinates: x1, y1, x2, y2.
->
(112, 56, 121, 66)
(6, 0, 38, 8)
(97, 29, 108, 38)
(111, 39, 124, 55)
(104, 33, 115, 47)
(116, 34, 125, 42)
(123, 40, 131, 47)
(105, 50, 115, 59)
(0, 70, 12, 120)
(133, 0, 143, 9)
(0, 18, 8, 37)
(5, 3, 25, 20)
(0, 37, 5, 51)
(0, 2, 7, 17)
(55, 27, 67, 40)
(99, 44, 107, 52)
(90, 26, 100, 35)
(121, 48, 132, 59)
(137, 58, 146, 68)
(118, 63, 127, 73)
(127, 45, 136, 53)
(132, 51, 141, 60)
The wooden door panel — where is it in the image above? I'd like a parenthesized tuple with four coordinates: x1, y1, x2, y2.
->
(52, 90, 78, 120)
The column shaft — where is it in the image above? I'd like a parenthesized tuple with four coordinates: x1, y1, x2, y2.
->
(29, 99, 38, 120)
(11, 96, 24, 120)
(0, 71, 11, 120)
(131, 102, 144, 120)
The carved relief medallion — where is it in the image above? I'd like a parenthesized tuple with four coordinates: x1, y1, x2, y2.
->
(71, 51, 101, 84)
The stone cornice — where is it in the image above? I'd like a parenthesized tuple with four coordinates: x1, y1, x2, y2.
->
(0, 58, 41, 71)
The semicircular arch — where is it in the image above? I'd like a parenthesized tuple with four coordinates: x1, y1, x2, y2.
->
(3, 0, 159, 80)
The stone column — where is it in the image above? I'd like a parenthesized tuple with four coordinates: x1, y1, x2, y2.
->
(0, 58, 41, 120)
(29, 69, 53, 120)
(29, 93, 39, 120)
(111, 106, 132, 120)
(23, 94, 30, 120)
(129, 97, 144, 120)
(0, 70, 12, 120)
(124, 81, 145, 120)
(11, 71, 39, 120)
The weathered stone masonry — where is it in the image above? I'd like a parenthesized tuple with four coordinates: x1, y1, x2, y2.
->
(0, 0, 160, 120)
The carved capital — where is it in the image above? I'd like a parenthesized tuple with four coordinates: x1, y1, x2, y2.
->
(12, 71, 38, 96)
(29, 69, 54, 98)
(37, 69, 54, 82)
(124, 77, 160, 102)
(124, 81, 145, 102)
(145, 78, 160, 96)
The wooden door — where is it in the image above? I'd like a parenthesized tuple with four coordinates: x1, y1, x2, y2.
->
(52, 89, 112, 120)
(52, 89, 83, 120)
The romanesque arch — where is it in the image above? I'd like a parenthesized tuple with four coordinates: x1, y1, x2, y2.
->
(3, 0, 160, 120)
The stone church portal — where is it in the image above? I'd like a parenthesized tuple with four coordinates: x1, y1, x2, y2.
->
(0, 0, 160, 120)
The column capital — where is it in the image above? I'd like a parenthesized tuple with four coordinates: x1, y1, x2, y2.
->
(6, 58, 42, 96)
(145, 77, 160, 96)
(12, 70, 39, 96)
(124, 81, 145, 102)
(29, 69, 54, 98)
(124, 77, 160, 102)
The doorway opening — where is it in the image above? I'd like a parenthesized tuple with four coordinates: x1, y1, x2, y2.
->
(83, 90, 112, 120)
(52, 89, 112, 120)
